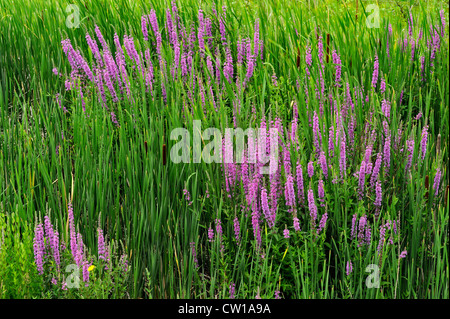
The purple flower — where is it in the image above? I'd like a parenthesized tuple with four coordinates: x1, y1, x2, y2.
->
(381, 99, 391, 121)
(82, 261, 89, 287)
(68, 202, 77, 260)
(332, 50, 342, 87)
(328, 127, 335, 158)
(351, 214, 357, 240)
(340, 131, 346, 179)
(307, 161, 314, 178)
(215, 218, 223, 239)
(433, 168, 442, 197)
(372, 55, 379, 89)
(229, 283, 236, 299)
(120, 254, 129, 273)
(111, 112, 119, 127)
(318, 34, 324, 66)
(440, 9, 446, 37)
(415, 112, 423, 120)
(293, 217, 301, 232)
(346, 261, 353, 276)
(284, 174, 296, 211)
(94, 25, 108, 52)
(190, 242, 199, 269)
(383, 133, 391, 174)
(405, 139, 415, 173)
(208, 226, 214, 242)
(33, 223, 45, 275)
(318, 179, 325, 206)
(399, 250, 408, 259)
(197, 10, 205, 55)
(86, 33, 103, 68)
(317, 212, 328, 234)
(358, 161, 366, 200)
(312, 111, 321, 155)
(53, 231, 60, 267)
(98, 228, 106, 260)
(261, 187, 273, 228)
(296, 161, 305, 204)
(233, 217, 240, 244)
(305, 45, 312, 66)
(308, 189, 318, 229)
(75, 233, 83, 267)
(374, 181, 382, 213)
(283, 228, 290, 239)
(420, 125, 428, 161)
(319, 151, 328, 179)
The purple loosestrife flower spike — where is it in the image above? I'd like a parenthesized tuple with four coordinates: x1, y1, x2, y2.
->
(208, 226, 214, 242)
(332, 50, 342, 87)
(399, 250, 408, 259)
(318, 34, 324, 66)
(308, 188, 318, 229)
(372, 55, 379, 89)
(68, 202, 77, 260)
(233, 217, 240, 244)
(190, 242, 199, 269)
(380, 77, 386, 94)
(261, 187, 273, 228)
(229, 283, 236, 299)
(420, 125, 428, 161)
(284, 174, 296, 211)
(405, 139, 415, 173)
(358, 161, 366, 200)
(44, 215, 54, 252)
(318, 179, 325, 206)
(307, 161, 314, 178)
(296, 161, 305, 204)
(340, 131, 347, 179)
(319, 151, 328, 179)
(374, 181, 382, 214)
(33, 223, 45, 275)
(283, 227, 290, 239)
(82, 261, 89, 286)
(254, 20, 260, 57)
(53, 230, 60, 267)
(383, 133, 391, 174)
(433, 168, 442, 197)
(351, 214, 357, 240)
(76, 233, 84, 267)
(98, 228, 106, 260)
(94, 25, 108, 52)
(198, 10, 205, 56)
(86, 33, 103, 68)
(370, 153, 382, 188)
(293, 217, 301, 232)
(142, 15, 149, 41)
(381, 99, 391, 121)
(346, 261, 353, 276)
(275, 290, 281, 299)
(317, 212, 328, 234)
(312, 111, 321, 155)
